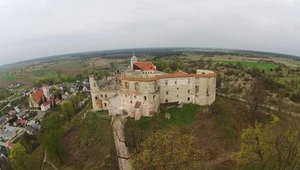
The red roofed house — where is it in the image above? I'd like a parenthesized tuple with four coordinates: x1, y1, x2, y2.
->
(133, 62, 156, 71)
(130, 54, 156, 73)
(55, 98, 61, 104)
(29, 85, 51, 111)
(40, 100, 52, 112)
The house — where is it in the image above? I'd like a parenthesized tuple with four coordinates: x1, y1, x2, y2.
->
(41, 100, 51, 111)
(90, 54, 216, 120)
(28, 84, 54, 111)
(82, 83, 90, 92)
(8, 110, 16, 116)
(14, 119, 27, 127)
(13, 106, 20, 113)
(16, 112, 27, 120)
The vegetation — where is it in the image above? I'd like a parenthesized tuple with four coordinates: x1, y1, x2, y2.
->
(9, 143, 33, 170)
(126, 104, 202, 130)
(42, 112, 66, 163)
(61, 101, 75, 122)
(234, 118, 300, 170)
(132, 127, 205, 170)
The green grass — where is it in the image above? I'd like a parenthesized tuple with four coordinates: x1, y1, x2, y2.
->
(127, 104, 202, 130)
(49, 61, 83, 70)
(95, 110, 112, 121)
(3, 73, 16, 81)
(57, 61, 82, 68)
(213, 60, 278, 70)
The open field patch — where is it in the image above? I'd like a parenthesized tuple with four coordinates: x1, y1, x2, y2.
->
(213, 60, 278, 70)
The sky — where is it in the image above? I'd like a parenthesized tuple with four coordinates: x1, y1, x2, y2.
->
(0, 0, 299, 65)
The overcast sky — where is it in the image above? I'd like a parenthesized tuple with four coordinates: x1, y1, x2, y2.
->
(0, 0, 299, 65)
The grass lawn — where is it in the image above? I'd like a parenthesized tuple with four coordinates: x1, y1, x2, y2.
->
(213, 60, 278, 70)
(126, 104, 202, 130)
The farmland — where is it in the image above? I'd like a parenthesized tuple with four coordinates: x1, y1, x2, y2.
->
(0, 60, 85, 88)
(212, 60, 278, 70)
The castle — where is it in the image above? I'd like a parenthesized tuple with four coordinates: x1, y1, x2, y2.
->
(90, 54, 216, 120)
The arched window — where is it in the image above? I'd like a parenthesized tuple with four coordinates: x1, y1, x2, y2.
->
(135, 83, 139, 90)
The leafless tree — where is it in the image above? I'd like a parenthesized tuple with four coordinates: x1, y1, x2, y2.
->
(246, 79, 266, 124)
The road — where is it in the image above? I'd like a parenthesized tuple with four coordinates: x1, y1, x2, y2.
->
(0, 95, 25, 112)
(217, 93, 300, 117)
(112, 115, 131, 170)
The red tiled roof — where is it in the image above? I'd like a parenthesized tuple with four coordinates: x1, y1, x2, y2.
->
(42, 100, 52, 106)
(31, 89, 45, 104)
(133, 62, 156, 71)
(8, 142, 14, 148)
(8, 110, 16, 115)
(172, 70, 187, 75)
(55, 98, 60, 103)
(15, 119, 26, 125)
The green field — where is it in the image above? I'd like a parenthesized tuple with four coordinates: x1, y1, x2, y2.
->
(0, 60, 84, 87)
(213, 60, 278, 70)
(126, 104, 202, 130)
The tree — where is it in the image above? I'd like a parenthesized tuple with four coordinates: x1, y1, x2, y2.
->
(233, 118, 300, 170)
(69, 94, 84, 112)
(61, 101, 75, 122)
(42, 113, 65, 164)
(163, 67, 172, 73)
(42, 112, 62, 134)
(131, 127, 205, 170)
(56, 70, 62, 78)
(56, 90, 62, 100)
(246, 79, 266, 123)
(53, 100, 57, 107)
(75, 73, 84, 80)
(44, 129, 66, 164)
(9, 143, 31, 170)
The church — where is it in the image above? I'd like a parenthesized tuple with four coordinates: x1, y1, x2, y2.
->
(90, 54, 216, 120)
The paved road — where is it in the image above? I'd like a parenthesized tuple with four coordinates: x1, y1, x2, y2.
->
(217, 93, 300, 117)
(112, 115, 131, 170)
(0, 95, 24, 112)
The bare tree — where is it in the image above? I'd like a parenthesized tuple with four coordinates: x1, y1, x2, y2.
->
(246, 79, 266, 123)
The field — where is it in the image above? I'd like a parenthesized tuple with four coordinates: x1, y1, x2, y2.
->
(0, 57, 130, 88)
(212, 60, 278, 70)
(0, 60, 85, 88)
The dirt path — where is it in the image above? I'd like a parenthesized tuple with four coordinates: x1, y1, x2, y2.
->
(112, 115, 131, 170)
(41, 150, 58, 170)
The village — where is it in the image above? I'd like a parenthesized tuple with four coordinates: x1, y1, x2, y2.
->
(0, 80, 91, 159)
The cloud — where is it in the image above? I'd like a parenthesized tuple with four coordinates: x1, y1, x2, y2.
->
(0, 0, 299, 65)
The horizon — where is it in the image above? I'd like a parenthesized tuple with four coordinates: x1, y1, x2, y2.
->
(1, 46, 300, 67)
(0, 0, 299, 66)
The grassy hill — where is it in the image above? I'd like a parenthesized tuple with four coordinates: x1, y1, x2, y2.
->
(125, 96, 274, 170)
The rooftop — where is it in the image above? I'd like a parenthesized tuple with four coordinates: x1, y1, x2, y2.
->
(133, 62, 156, 71)
(31, 89, 45, 104)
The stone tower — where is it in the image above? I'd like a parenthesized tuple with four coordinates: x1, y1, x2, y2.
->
(130, 52, 138, 71)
